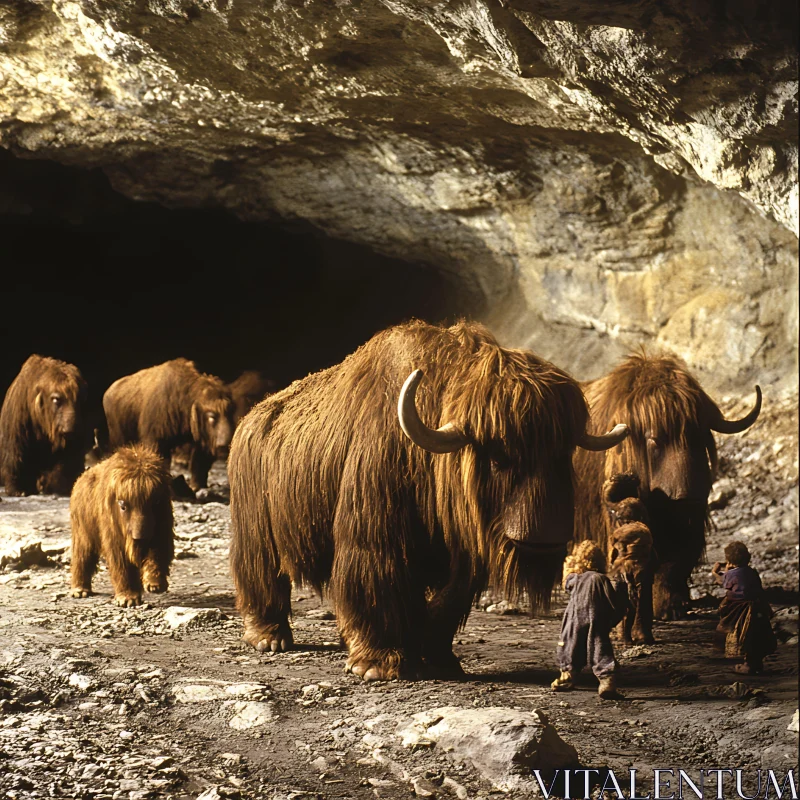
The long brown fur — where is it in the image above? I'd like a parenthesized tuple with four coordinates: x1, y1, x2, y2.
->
(609, 522, 654, 643)
(172, 370, 274, 469)
(228, 370, 274, 424)
(0, 355, 88, 496)
(574, 351, 719, 621)
(70, 444, 174, 606)
(103, 359, 235, 491)
(229, 320, 590, 679)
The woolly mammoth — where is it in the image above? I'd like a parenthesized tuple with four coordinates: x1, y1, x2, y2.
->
(229, 321, 628, 681)
(70, 444, 174, 607)
(574, 353, 761, 621)
(103, 359, 235, 491)
(0, 355, 88, 496)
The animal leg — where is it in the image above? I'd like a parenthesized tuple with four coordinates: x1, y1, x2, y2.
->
(70, 535, 99, 599)
(2, 462, 34, 496)
(37, 450, 85, 496)
(653, 562, 689, 621)
(238, 569, 293, 653)
(230, 481, 294, 653)
(104, 544, 143, 607)
(631, 570, 655, 643)
(171, 443, 191, 470)
(622, 577, 637, 643)
(422, 561, 480, 675)
(333, 540, 425, 682)
(188, 447, 214, 491)
(141, 550, 170, 594)
(241, 575, 294, 654)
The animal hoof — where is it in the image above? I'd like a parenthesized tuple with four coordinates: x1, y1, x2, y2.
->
(253, 634, 292, 654)
(363, 666, 389, 682)
(144, 583, 167, 594)
(243, 620, 293, 654)
(345, 658, 400, 682)
(114, 594, 142, 608)
(70, 588, 92, 599)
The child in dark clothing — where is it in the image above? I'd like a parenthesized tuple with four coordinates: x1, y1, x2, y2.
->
(712, 541, 777, 674)
(552, 541, 627, 699)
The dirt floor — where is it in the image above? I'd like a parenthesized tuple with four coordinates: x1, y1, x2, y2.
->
(0, 396, 797, 800)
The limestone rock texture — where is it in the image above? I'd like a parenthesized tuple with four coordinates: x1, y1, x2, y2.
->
(1, 1, 797, 392)
(397, 706, 580, 792)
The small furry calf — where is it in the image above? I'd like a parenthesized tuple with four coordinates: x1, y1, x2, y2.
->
(603, 473, 655, 644)
(70, 444, 174, 607)
(609, 522, 654, 644)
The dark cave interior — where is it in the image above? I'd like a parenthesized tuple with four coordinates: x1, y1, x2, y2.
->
(0, 150, 457, 424)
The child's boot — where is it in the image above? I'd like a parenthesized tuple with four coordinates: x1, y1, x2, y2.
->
(598, 675, 624, 700)
(551, 671, 574, 691)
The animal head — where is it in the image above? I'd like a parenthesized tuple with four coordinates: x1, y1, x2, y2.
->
(589, 352, 760, 506)
(395, 323, 628, 604)
(106, 444, 173, 563)
(603, 472, 650, 526)
(190, 378, 235, 457)
(27, 356, 87, 447)
(611, 522, 653, 564)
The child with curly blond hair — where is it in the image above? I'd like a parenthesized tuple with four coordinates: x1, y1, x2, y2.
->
(552, 540, 628, 699)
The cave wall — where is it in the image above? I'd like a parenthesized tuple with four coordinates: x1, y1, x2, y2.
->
(0, 0, 797, 394)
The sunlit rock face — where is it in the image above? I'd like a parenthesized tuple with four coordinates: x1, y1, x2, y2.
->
(1, 1, 796, 392)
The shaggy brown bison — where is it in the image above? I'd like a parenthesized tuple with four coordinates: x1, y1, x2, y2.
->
(103, 359, 235, 491)
(229, 320, 628, 681)
(575, 352, 761, 621)
(70, 444, 174, 607)
(0, 355, 88, 496)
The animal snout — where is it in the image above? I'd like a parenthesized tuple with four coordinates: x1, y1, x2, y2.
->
(215, 423, 233, 452)
(502, 507, 572, 546)
(215, 443, 231, 459)
(129, 516, 153, 541)
(58, 411, 77, 434)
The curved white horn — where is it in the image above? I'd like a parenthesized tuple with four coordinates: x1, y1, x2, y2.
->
(397, 369, 469, 454)
(710, 386, 762, 434)
(578, 423, 629, 451)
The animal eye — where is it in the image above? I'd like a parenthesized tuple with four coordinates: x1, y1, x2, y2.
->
(118, 500, 128, 512)
(490, 451, 512, 473)
(206, 412, 218, 424)
(51, 395, 62, 406)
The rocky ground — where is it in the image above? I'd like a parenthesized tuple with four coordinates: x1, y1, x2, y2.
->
(0, 400, 797, 800)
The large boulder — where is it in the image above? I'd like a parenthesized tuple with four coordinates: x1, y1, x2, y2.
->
(397, 706, 580, 792)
